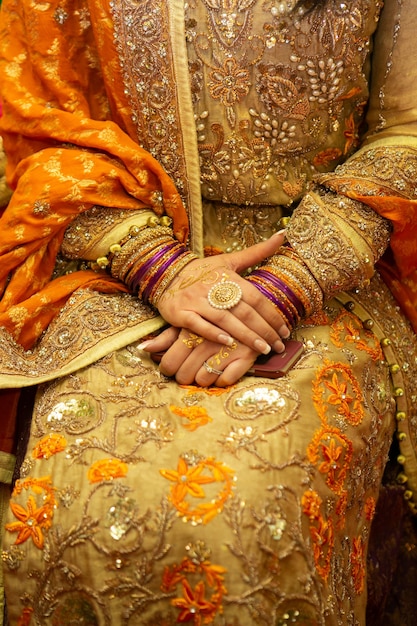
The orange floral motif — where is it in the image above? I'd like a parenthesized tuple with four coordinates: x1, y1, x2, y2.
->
(301, 490, 322, 521)
(179, 385, 233, 396)
(324, 372, 354, 416)
(343, 112, 359, 154)
(312, 360, 364, 426)
(309, 515, 334, 581)
(6, 476, 57, 549)
(87, 458, 128, 483)
(330, 310, 382, 360)
(32, 433, 67, 459)
(313, 147, 342, 167)
(162, 556, 227, 625)
(364, 496, 376, 522)
(17, 607, 33, 626)
(335, 491, 348, 529)
(172, 580, 217, 624)
(351, 536, 366, 594)
(6, 496, 54, 549)
(170, 405, 213, 431)
(160, 456, 235, 524)
(307, 427, 353, 494)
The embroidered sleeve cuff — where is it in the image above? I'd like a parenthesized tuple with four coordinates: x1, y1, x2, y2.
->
(285, 189, 391, 298)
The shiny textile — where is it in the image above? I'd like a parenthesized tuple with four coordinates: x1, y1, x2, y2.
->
(1, 1, 417, 624)
(3, 275, 415, 625)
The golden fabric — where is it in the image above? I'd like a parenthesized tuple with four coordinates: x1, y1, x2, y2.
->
(1, 1, 417, 625)
(3, 276, 414, 626)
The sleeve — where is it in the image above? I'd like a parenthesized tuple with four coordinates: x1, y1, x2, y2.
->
(316, 0, 417, 279)
(260, 0, 417, 324)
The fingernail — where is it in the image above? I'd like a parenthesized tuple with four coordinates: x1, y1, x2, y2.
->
(137, 340, 153, 350)
(273, 340, 286, 353)
(218, 333, 235, 346)
(279, 325, 291, 339)
(254, 339, 271, 355)
(272, 228, 286, 237)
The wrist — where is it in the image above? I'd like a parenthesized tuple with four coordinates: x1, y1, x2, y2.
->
(89, 215, 198, 307)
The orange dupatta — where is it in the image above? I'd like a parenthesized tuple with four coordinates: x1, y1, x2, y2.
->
(0, 0, 189, 350)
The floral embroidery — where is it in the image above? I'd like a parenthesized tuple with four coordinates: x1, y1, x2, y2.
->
(307, 427, 353, 494)
(309, 514, 335, 581)
(87, 458, 128, 483)
(6, 477, 57, 550)
(16, 607, 33, 626)
(313, 147, 342, 168)
(162, 554, 227, 625)
(170, 405, 213, 431)
(364, 496, 376, 521)
(313, 360, 364, 426)
(6, 496, 53, 549)
(208, 57, 250, 106)
(32, 433, 67, 459)
(330, 309, 383, 360)
(351, 536, 366, 594)
(160, 456, 235, 524)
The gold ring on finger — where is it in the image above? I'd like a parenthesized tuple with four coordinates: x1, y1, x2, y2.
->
(207, 280, 242, 310)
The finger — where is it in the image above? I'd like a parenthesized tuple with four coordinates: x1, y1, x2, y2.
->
(224, 230, 286, 274)
(216, 357, 255, 387)
(195, 354, 255, 388)
(179, 308, 272, 355)
(159, 334, 213, 379)
(138, 326, 180, 352)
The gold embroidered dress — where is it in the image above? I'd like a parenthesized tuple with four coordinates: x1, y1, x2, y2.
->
(1, 1, 417, 624)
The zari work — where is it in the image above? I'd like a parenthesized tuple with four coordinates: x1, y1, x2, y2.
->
(1, 0, 417, 625)
(3, 275, 417, 625)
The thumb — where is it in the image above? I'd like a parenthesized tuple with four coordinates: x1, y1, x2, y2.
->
(226, 230, 286, 274)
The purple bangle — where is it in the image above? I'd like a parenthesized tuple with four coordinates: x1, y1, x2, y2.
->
(141, 246, 186, 303)
(250, 277, 296, 327)
(250, 269, 305, 318)
(127, 242, 178, 293)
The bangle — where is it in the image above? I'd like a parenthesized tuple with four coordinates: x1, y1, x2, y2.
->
(248, 275, 295, 328)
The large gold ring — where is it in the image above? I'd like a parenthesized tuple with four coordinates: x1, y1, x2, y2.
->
(207, 281, 242, 310)
(203, 361, 223, 376)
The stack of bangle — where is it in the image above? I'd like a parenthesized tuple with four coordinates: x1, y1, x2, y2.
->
(247, 244, 323, 329)
(91, 215, 198, 307)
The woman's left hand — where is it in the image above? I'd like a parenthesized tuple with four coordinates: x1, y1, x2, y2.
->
(141, 326, 258, 387)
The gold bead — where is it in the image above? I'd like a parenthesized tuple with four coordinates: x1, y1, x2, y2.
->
(109, 243, 122, 254)
(396, 411, 406, 421)
(394, 387, 404, 397)
(147, 215, 160, 227)
(280, 216, 291, 227)
(397, 432, 407, 441)
(345, 301, 355, 311)
(397, 473, 408, 484)
(129, 225, 142, 236)
(96, 256, 109, 268)
(404, 490, 413, 501)
(390, 363, 400, 374)
(381, 337, 391, 346)
(363, 319, 374, 330)
(397, 454, 406, 465)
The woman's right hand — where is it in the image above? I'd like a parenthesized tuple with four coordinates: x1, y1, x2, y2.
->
(156, 231, 290, 356)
